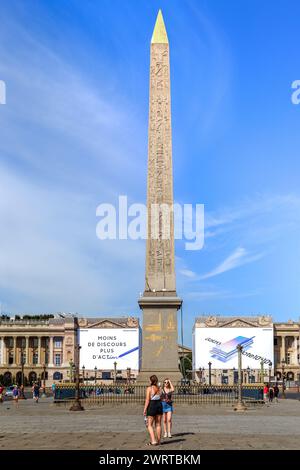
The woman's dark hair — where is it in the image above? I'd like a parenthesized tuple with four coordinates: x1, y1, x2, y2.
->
(149, 375, 158, 386)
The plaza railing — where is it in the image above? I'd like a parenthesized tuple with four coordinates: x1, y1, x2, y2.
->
(54, 383, 264, 406)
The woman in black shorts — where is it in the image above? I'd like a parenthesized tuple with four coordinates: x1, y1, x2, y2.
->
(143, 375, 162, 445)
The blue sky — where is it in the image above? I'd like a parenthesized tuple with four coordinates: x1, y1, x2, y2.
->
(0, 0, 300, 346)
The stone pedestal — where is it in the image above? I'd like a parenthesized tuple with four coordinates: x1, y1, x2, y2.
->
(137, 294, 182, 384)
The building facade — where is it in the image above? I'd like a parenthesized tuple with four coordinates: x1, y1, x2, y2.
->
(0, 315, 140, 386)
(193, 316, 300, 385)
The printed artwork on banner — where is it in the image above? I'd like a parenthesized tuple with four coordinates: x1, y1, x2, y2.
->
(79, 328, 140, 369)
(193, 327, 273, 369)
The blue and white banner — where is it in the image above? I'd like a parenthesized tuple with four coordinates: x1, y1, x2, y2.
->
(193, 327, 274, 369)
(79, 328, 140, 370)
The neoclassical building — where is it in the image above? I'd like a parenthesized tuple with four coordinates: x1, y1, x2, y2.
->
(0, 315, 140, 386)
(0, 315, 77, 385)
(193, 316, 300, 385)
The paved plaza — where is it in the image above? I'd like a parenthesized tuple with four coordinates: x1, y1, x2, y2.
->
(0, 396, 300, 450)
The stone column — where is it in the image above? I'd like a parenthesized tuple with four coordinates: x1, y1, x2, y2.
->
(38, 336, 42, 366)
(13, 336, 17, 365)
(25, 337, 29, 365)
(2, 337, 7, 365)
(294, 336, 298, 365)
(281, 336, 286, 362)
(48, 336, 54, 367)
(0, 337, 2, 365)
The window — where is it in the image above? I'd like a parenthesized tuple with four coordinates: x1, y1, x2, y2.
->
(53, 372, 62, 380)
(102, 372, 111, 380)
(33, 352, 38, 365)
(287, 353, 291, 365)
(274, 338, 278, 346)
(54, 338, 62, 348)
(33, 338, 38, 348)
(55, 354, 61, 366)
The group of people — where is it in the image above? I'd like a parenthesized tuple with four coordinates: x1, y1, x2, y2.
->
(143, 375, 174, 446)
(263, 383, 280, 403)
(0, 382, 42, 404)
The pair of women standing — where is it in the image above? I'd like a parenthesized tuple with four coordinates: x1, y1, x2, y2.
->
(143, 375, 174, 446)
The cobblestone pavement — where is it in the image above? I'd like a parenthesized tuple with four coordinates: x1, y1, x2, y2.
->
(0, 398, 299, 449)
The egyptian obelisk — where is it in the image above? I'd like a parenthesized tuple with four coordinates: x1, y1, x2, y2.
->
(138, 10, 182, 383)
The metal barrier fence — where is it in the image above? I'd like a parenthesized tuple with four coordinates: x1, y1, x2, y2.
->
(54, 384, 264, 405)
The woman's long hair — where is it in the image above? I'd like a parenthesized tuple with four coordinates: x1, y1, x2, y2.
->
(150, 375, 158, 386)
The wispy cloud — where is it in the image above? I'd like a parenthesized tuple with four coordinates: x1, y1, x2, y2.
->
(179, 269, 198, 278)
(200, 247, 265, 280)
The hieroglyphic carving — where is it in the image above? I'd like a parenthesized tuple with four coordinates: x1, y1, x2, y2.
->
(145, 40, 175, 292)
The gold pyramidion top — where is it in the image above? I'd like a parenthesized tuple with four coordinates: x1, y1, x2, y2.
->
(151, 9, 168, 44)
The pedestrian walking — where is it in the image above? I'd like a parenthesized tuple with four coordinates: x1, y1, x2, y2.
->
(13, 384, 19, 407)
(274, 383, 279, 403)
(269, 385, 274, 403)
(143, 375, 163, 446)
(161, 378, 174, 438)
(51, 382, 56, 399)
(32, 382, 40, 403)
(263, 384, 269, 403)
(0, 384, 4, 403)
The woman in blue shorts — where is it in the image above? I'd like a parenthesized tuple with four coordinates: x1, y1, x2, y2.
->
(161, 378, 174, 438)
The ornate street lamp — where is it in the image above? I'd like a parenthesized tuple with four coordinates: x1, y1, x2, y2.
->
(42, 363, 47, 397)
(19, 349, 26, 399)
(114, 361, 117, 385)
(70, 342, 84, 412)
(234, 344, 247, 412)
(269, 362, 272, 383)
(281, 359, 286, 399)
(247, 366, 250, 384)
(208, 361, 212, 386)
(82, 365, 85, 385)
(94, 366, 97, 387)
(260, 359, 264, 384)
(127, 367, 131, 385)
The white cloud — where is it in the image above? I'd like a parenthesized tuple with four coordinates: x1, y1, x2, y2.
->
(199, 247, 265, 280)
(179, 269, 197, 279)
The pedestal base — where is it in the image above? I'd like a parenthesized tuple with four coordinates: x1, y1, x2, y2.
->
(234, 401, 247, 412)
(137, 294, 182, 384)
(69, 400, 84, 411)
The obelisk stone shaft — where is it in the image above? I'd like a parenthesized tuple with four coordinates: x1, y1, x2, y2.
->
(138, 10, 182, 384)
(146, 10, 175, 293)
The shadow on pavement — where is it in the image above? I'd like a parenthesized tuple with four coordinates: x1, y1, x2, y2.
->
(160, 438, 185, 446)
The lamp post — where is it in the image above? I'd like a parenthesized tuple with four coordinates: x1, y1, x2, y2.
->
(114, 361, 117, 385)
(94, 366, 97, 387)
(127, 367, 131, 385)
(234, 344, 247, 412)
(281, 359, 286, 399)
(269, 362, 272, 383)
(208, 361, 212, 386)
(70, 342, 84, 412)
(247, 366, 250, 384)
(42, 363, 47, 397)
(260, 359, 264, 384)
(19, 350, 26, 399)
(82, 365, 85, 385)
